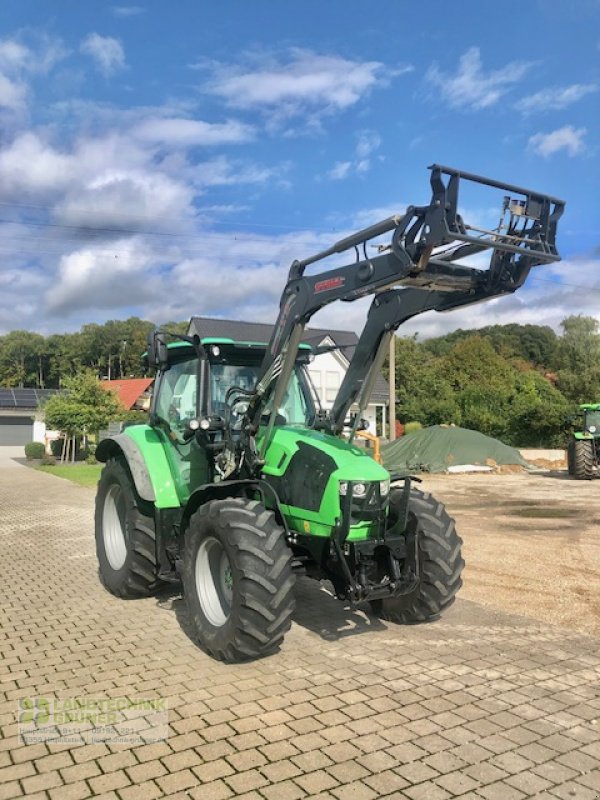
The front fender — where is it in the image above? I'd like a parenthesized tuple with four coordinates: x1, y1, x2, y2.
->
(96, 426, 180, 508)
(181, 479, 287, 536)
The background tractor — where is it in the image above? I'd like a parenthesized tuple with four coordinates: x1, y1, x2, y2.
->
(95, 165, 564, 662)
(567, 404, 600, 479)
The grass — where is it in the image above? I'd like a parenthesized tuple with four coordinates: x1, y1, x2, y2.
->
(35, 463, 103, 488)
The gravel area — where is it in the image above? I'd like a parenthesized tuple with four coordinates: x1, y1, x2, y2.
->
(420, 470, 600, 637)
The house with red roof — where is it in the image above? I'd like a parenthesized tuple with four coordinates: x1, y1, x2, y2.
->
(100, 378, 153, 411)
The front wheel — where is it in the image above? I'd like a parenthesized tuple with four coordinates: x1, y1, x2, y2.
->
(371, 487, 464, 624)
(94, 459, 161, 597)
(182, 498, 296, 662)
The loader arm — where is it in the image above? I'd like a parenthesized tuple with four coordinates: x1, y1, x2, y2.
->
(242, 164, 564, 464)
(328, 277, 529, 436)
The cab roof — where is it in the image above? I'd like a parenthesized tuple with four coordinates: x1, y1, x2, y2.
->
(167, 338, 312, 351)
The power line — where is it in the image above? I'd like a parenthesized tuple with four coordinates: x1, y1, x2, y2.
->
(0, 200, 343, 235)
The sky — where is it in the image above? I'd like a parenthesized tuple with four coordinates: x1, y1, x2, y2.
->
(0, 0, 598, 340)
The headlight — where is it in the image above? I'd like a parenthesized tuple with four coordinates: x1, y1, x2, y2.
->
(379, 479, 390, 497)
(339, 481, 368, 497)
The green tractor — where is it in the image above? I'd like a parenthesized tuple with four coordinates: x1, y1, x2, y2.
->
(567, 404, 600, 480)
(94, 165, 564, 661)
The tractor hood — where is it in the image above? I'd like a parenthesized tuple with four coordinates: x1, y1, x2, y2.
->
(261, 426, 389, 482)
(259, 426, 389, 539)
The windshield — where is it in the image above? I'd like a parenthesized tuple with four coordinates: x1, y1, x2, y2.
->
(209, 363, 314, 426)
(585, 410, 600, 433)
(262, 370, 313, 426)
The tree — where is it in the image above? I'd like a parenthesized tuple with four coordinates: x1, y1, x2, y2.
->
(43, 371, 123, 459)
(0, 330, 46, 387)
(386, 336, 461, 427)
(507, 370, 571, 447)
(554, 316, 600, 404)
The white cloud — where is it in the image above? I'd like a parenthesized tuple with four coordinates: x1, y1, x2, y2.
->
(528, 125, 587, 157)
(325, 129, 382, 180)
(327, 161, 352, 181)
(203, 48, 386, 126)
(516, 83, 598, 114)
(355, 130, 381, 160)
(191, 155, 284, 188)
(133, 116, 254, 146)
(0, 34, 67, 114)
(46, 238, 159, 313)
(426, 47, 531, 110)
(111, 5, 145, 16)
(0, 73, 27, 110)
(0, 33, 66, 75)
(0, 40, 31, 72)
(80, 33, 126, 76)
(54, 170, 195, 231)
(0, 132, 74, 195)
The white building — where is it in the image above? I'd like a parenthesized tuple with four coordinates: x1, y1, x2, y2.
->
(188, 317, 390, 436)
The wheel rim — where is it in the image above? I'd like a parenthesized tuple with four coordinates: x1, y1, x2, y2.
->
(195, 536, 233, 627)
(103, 485, 128, 570)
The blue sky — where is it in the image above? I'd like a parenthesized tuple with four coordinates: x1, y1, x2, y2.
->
(0, 0, 598, 338)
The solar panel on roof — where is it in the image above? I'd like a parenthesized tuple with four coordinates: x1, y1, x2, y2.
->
(0, 390, 16, 407)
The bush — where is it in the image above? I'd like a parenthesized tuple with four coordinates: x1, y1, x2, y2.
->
(404, 421, 423, 435)
(24, 442, 45, 460)
(40, 455, 56, 466)
(85, 454, 97, 465)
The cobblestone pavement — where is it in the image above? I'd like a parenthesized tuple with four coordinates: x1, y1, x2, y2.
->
(1, 465, 600, 800)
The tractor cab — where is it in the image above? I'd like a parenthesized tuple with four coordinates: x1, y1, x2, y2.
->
(145, 337, 316, 500)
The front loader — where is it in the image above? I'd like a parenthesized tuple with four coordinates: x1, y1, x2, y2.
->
(95, 165, 564, 662)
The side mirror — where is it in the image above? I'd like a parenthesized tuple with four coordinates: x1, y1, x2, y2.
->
(147, 330, 169, 370)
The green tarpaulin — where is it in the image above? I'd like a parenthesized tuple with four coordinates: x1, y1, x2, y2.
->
(381, 425, 529, 474)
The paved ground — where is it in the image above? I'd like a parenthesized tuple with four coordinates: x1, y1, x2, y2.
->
(0, 446, 25, 469)
(1, 463, 600, 800)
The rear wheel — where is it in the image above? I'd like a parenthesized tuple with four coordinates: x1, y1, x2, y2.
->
(182, 498, 296, 662)
(371, 487, 463, 624)
(95, 459, 161, 597)
(573, 439, 595, 480)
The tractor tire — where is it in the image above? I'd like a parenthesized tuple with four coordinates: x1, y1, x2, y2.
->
(371, 487, 463, 624)
(95, 458, 161, 598)
(182, 498, 296, 662)
(572, 439, 595, 480)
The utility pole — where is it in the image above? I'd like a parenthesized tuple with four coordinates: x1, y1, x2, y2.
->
(389, 335, 396, 440)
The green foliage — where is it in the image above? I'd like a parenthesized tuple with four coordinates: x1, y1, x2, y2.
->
(506, 370, 571, 447)
(2, 313, 598, 449)
(40, 455, 57, 466)
(554, 316, 600, 404)
(387, 325, 580, 447)
(117, 409, 148, 425)
(35, 463, 103, 487)
(24, 441, 45, 459)
(0, 316, 183, 389)
(424, 323, 558, 367)
(43, 370, 123, 437)
(404, 421, 423, 435)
